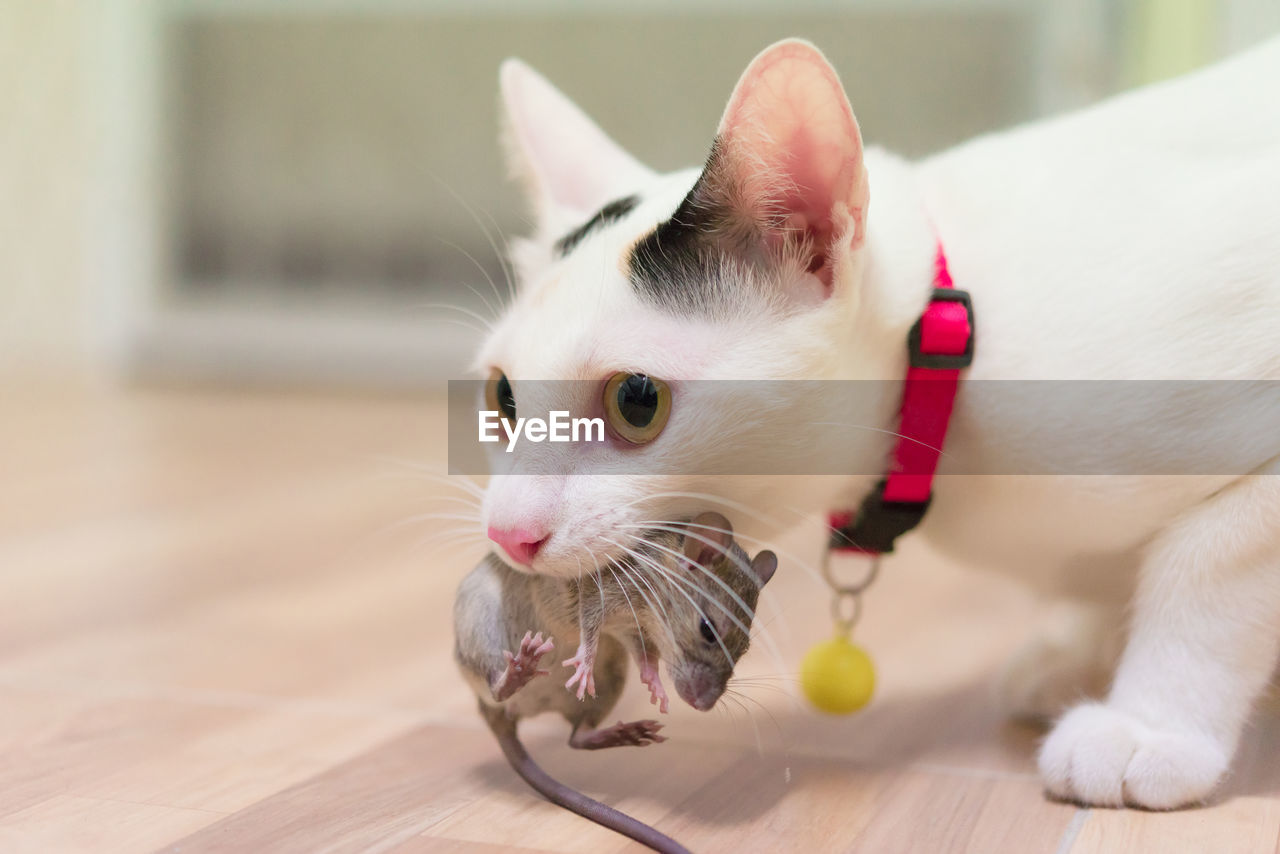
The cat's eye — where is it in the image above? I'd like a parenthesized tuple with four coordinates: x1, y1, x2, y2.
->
(485, 368, 516, 425)
(698, 617, 717, 645)
(603, 372, 671, 444)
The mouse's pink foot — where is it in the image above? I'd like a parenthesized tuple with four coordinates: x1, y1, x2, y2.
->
(638, 658, 670, 715)
(495, 631, 554, 702)
(570, 719, 667, 750)
(562, 646, 597, 700)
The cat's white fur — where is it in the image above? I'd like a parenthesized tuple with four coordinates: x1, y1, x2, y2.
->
(478, 39, 1280, 809)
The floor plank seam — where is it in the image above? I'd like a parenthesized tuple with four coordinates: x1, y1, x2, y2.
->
(1053, 808, 1090, 854)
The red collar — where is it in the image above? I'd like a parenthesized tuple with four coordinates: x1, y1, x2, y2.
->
(828, 243, 974, 555)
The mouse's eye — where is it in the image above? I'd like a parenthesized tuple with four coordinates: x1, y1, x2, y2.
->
(485, 368, 516, 425)
(603, 372, 671, 444)
(699, 617, 717, 645)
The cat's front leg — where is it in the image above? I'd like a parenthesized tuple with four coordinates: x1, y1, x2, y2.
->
(1038, 472, 1280, 809)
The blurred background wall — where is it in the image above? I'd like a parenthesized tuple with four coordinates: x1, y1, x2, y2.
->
(3, 0, 1278, 388)
(1, 2, 96, 377)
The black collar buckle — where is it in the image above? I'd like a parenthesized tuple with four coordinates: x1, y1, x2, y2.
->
(828, 478, 932, 555)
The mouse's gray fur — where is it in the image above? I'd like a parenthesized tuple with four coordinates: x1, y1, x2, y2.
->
(453, 513, 776, 854)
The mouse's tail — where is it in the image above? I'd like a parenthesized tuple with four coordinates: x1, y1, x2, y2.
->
(481, 705, 693, 854)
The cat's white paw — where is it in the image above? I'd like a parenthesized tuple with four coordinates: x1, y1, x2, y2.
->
(1038, 703, 1228, 809)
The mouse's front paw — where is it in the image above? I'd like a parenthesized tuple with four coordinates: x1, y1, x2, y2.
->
(495, 631, 555, 701)
(563, 648, 597, 700)
(638, 659, 670, 714)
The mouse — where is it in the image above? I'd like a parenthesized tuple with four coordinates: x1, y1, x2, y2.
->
(453, 512, 777, 854)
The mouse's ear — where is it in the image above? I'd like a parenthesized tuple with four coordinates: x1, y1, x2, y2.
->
(750, 550, 778, 586)
(683, 512, 733, 566)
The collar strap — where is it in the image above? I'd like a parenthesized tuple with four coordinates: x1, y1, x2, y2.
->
(828, 244, 974, 555)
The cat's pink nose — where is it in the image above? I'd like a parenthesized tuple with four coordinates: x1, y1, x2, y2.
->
(488, 526, 548, 566)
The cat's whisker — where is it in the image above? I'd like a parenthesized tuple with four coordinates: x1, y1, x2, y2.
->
(610, 557, 680, 655)
(584, 539, 645, 651)
(730, 679, 799, 694)
(613, 491, 828, 586)
(593, 553, 606, 615)
(415, 493, 484, 513)
(609, 489, 795, 534)
(811, 420, 953, 458)
(619, 520, 801, 640)
(418, 301, 496, 333)
(618, 551, 684, 650)
(424, 315, 489, 338)
(405, 537, 486, 565)
(476, 205, 521, 301)
(374, 461, 487, 499)
(406, 527, 487, 551)
(635, 546, 787, 677)
(603, 562, 646, 653)
(632, 513, 831, 590)
(603, 538, 723, 639)
(617, 537, 753, 639)
(626, 519, 812, 573)
(371, 511, 483, 542)
(632, 540, 788, 681)
(604, 537, 738, 669)
(624, 532, 757, 624)
(725, 684, 793, 756)
(728, 678, 802, 703)
(401, 525, 489, 556)
(722, 688, 766, 757)
(612, 535, 788, 680)
(426, 236, 503, 321)
(572, 547, 586, 589)
(399, 512, 483, 525)
(424, 170, 518, 305)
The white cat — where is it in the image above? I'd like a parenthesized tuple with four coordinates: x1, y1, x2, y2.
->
(474, 38, 1280, 809)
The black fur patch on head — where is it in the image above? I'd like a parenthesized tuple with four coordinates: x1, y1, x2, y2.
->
(628, 195, 724, 313)
(554, 195, 640, 257)
(627, 141, 770, 314)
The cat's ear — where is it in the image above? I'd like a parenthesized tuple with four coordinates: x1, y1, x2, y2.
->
(699, 39, 868, 302)
(499, 59, 653, 220)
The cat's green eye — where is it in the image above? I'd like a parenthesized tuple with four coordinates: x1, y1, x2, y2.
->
(485, 369, 516, 425)
(603, 372, 670, 444)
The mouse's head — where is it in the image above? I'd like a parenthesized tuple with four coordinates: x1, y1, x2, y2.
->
(642, 512, 777, 712)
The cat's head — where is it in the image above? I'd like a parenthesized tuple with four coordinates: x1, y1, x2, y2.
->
(477, 40, 914, 576)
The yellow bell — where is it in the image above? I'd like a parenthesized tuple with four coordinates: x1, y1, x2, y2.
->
(801, 635, 875, 714)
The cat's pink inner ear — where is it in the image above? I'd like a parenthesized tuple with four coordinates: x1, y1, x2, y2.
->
(717, 40, 868, 288)
(500, 59, 652, 217)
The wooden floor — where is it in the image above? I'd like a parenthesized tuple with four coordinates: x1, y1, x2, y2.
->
(5, 383, 1280, 853)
